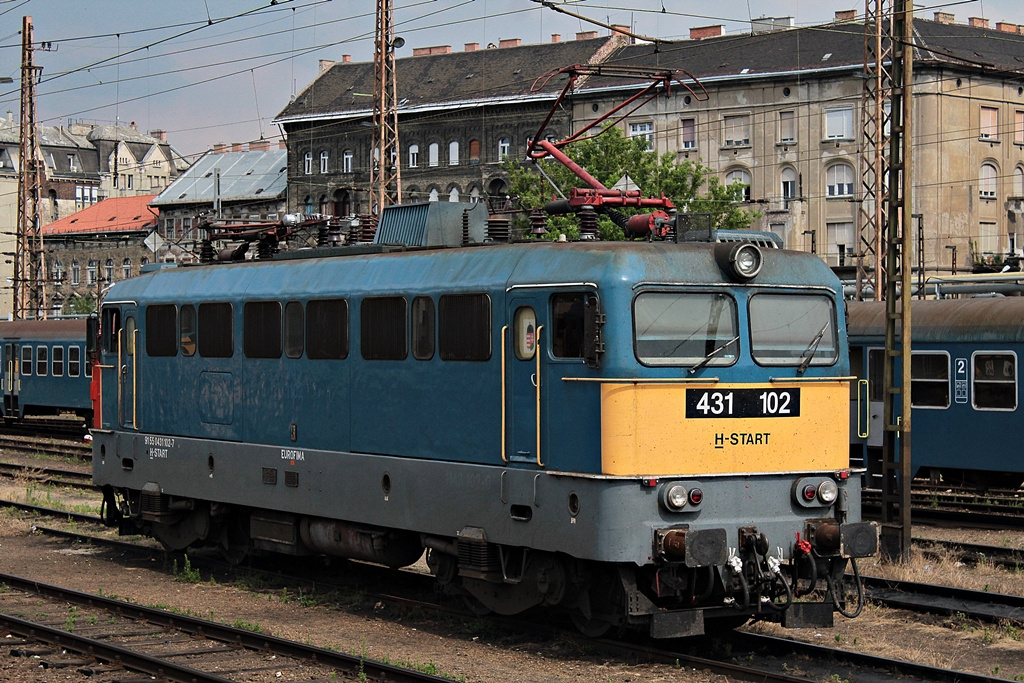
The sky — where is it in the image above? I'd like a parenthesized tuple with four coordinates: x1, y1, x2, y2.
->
(1, 0, 1022, 161)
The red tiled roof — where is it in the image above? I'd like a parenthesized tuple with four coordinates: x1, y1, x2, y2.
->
(44, 195, 158, 236)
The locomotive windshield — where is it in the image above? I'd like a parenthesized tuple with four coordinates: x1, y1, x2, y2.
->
(748, 293, 838, 367)
(634, 292, 738, 366)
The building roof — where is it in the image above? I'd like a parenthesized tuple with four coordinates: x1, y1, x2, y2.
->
(43, 194, 158, 236)
(150, 148, 288, 207)
(275, 35, 624, 125)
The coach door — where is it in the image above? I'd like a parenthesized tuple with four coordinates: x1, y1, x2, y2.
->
(3, 342, 18, 418)
(504, 293, 547, 466)
(118, 307, 139, 430)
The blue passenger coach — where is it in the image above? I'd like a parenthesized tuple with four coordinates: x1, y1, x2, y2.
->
(93, 203, 876, 638)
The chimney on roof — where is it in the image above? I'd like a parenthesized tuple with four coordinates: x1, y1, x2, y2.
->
(968, 16, 989, 28)
(465, 42, 479, 51)
(498, 38, 521, 48)
(576, 31, 599, 40)
(249, 139, 270, 152)
(413, 45, 451, 56)
(149, 129, 167, 143)
(611, 24, 631, 37)
(342, 54, 351, 63)
(213, 143, 227, 154)
(996, 21, 1018, 33)
(551, 33, 561, 43)
(690, 25, 724, 39)
(834, 9, 857, 21)
(934, 11, 955, 24)
(231, 142, 244, 153)
(319, 59, 334, 73)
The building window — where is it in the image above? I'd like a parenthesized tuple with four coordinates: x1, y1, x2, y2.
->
(408, 144, 419, 168)
(429, 188, 439, 202)
(981, 106, 998, 140)
(165, 217, 176, 239)
(54, 260, 64, 283)
(449, 140, 459, 165)
(973, 352, 1016, 410)
(87, 260, 97, 285)
(827, 221, 855, 266)
(320, 150, 329, 173)
(911, 352, 950, 408)
(182, 217, 192, 239)
(449, 186, 459, 202)
(71, 261, 80, 286)
(126, 175, 133, 190)
(303, 152, 313, 175)
(304, 195, 314, 214)
(825, 107, 854, 139)
(361, 296, 407, 361)
(498, 137, 510, 160)
(725, 168, 752, 201)
(978, 221, 998, 256)
(122, 258, 132, 279)
(67, 154, 78, 172)
(469, 139, 480, 163)
(629, 121, 654, 151)
(980, 163, 998, 198)
(343, 150, 353, 173)
(826, 163, 855, 197)
(723, 115, 750, 147)
(779, 110, 796, 143)
(428, 142, 439, 167)
(1014, 167, 1024, 197)
(680, 118, 696, 149)
(105, 259, 114, 283)
(781, 168, 797, 208)
(1015, 111, 1024, 144)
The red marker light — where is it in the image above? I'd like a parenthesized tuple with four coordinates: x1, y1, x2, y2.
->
(838, 470, 850, 480)
(641, 478, 658, 488)
(688, 488, 703, 505)
(802, 484, 817, 501)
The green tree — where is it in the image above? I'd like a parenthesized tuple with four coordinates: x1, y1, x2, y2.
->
(503, 126, 758, 239)
(65, 294, 96, 315)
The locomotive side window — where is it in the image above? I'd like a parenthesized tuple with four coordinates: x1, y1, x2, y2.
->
(285, 301, 304, 359)
(973, 352, 1017, 410)
(362, 297, 407, 360)
(52, 346, 64, 377)
(180, 305, 196, 356)
(68, 346, 81, 377)
(514, 307, 537, 361)
(244, 301, 282, 359)
(21, 345, 32, 376)
(146, 304, 178, 357)
(634, 292, 738, 366)
(551, 293, 584, 358)
(910, 352, 950, 408)
(411, 296, 435, 360)
(749, 293, 837, 367)
(307, 299, 349, 359)
(36, 346, 48, 376)
(124, 317, 136, 357)
(198, 303, 234, 358)
(439, 293, 490, 361)
(101, 307, 121, 355)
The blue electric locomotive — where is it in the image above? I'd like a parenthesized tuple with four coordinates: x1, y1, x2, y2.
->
(92, 202, 876, 638)
(0, 319, 94, 424)
(848, 298, 1024, 489)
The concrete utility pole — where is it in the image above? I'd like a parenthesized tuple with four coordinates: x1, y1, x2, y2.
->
(15, 15, 50, 319)
(370, 0, 402, 214)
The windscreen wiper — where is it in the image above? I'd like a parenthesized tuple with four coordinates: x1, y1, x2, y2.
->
(797, 321, 830, 375)
(688, 335, 739, 375)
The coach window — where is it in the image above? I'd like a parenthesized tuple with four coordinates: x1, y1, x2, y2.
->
(362, 297, 408, 360)
(21, 346, 32, 376)
(973, 352, 1017, 410)
(514, 307, 537, 361)
(307, 299, 348, 359)
(284, 301, 304, 359)
(244, 301, 282, 359)
(634, 292, 738, 366)
(68, 346, 81, 377)
(198, 303, 233, 358)
(411, 296, 435, 360)
(180, 305, 196, 356)
(551, 293, 585, 359)
(52, 346, 64, 377)
(146, 304, 178, 357)
(749, 293, 837, 367)
(439, 294, 490, 361)
(911, 352, 950, 408)
(36, 345, 48, 376)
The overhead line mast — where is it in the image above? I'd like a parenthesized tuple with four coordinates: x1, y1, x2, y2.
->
(371, 0, 402, 214)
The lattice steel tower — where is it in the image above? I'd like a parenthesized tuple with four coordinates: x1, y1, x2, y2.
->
(371, 0, 402, 213)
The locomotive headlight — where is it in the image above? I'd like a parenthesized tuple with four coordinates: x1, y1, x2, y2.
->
(662, 484, 688, 511)
(817, 480, 839, 504)
(714, 242, 763, 281)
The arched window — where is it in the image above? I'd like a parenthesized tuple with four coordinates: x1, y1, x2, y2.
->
(1014, 167, 1024, 197)
(980, 163, 998, 198)
(53, 260, 63, 283)
(303, 152, 313, 175)
(449, 186, 460, 202)
(87, 260, 97, 285)
(428, 142, 439, 167)
(141, 257, 149, 267)
(470, 186, 481, 203)
(319, 150, 329, 173)
(725, 168, 752, 201)
(71, 260, 80, 285)
(304, 195, 314, 214)
(429, 188, 439, 202)
(469, 139, 481, 163)
(105, 259, 114, 283)
(498, 137, 510, 160)
(408, 144, 419, 168)
(122, 258, 132, 279)
(449, 141, 459, 165)
(781, 167, 797, 208)
(826, 163, 854, 197)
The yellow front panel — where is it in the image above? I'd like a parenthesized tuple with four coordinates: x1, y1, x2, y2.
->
(600, 381, 849, 476)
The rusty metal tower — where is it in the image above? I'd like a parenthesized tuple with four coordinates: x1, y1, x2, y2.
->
(370, 0, 402, 213)
(15, 15, 48, 320)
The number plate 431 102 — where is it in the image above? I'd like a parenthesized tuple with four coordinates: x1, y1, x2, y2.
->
(685, 388, 801, 418)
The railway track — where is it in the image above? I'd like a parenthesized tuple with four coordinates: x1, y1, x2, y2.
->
(0, 433, 92, 460)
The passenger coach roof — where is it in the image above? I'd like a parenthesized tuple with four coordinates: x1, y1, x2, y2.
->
(847, 298, 1024, 343)
(0, 319, 87, 340)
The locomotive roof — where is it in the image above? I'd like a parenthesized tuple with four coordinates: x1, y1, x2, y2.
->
(847, 298, 1024, 343)
(107, 241, 839, 304)
(0, 318, 88, 341)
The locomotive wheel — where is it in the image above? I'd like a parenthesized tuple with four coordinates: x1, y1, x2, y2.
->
(569, 568, 625, 638)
